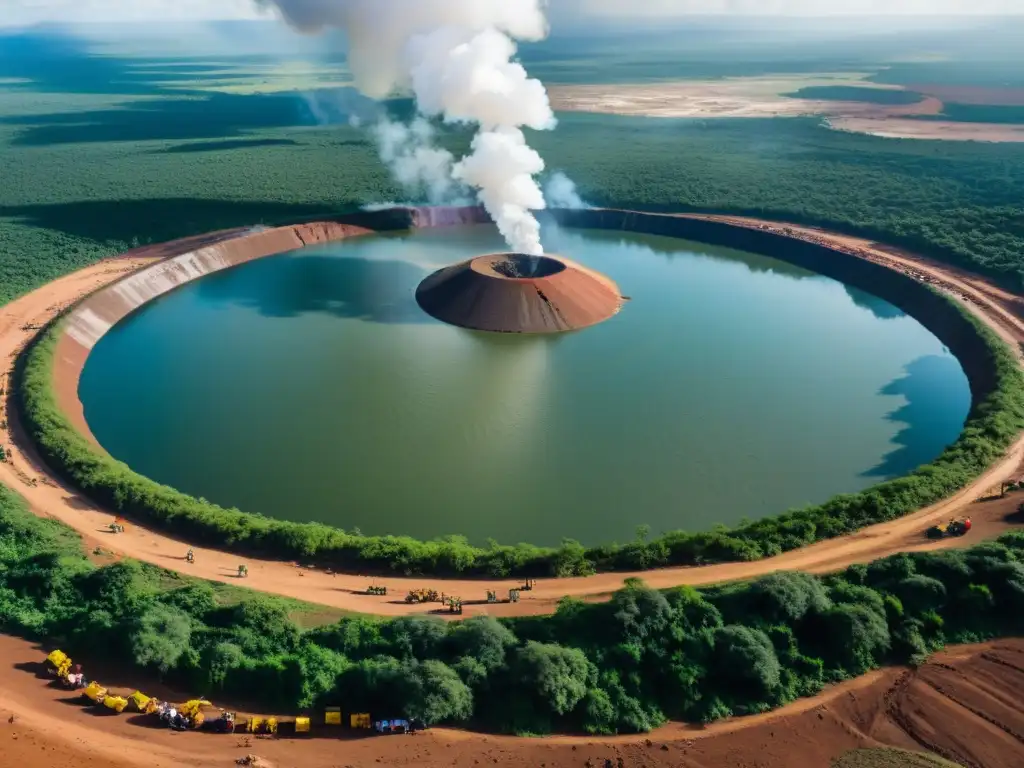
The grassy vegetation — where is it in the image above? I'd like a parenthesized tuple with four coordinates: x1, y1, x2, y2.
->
(783, 85, 924, 105)
(18, 285, 1024, 577)
(6, 472, 1024, 734)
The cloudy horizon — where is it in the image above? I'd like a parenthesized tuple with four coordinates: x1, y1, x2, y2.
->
(3, 0, 1024, 28)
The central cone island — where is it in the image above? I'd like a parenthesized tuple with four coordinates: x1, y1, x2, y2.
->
(415, 253, 624, 333)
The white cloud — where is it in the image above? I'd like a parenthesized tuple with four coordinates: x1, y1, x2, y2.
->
(1, 0, 268, 27)
(570, 0, 1024, 15)
(2, 0, 1020, 29)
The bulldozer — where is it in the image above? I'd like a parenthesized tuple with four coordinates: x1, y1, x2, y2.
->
(178, 699, 215, 729)
(365, 583, 387, 596)
(405, 588, 439, 604)
(927, 517, 972, 539)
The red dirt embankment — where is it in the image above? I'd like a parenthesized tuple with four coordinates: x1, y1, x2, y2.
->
(1, 212, 1024, 619)
(4, 632, 1024, 768)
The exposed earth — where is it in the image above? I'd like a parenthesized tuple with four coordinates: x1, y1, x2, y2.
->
(4, 632, 1024, 768)
(548, 77, 1024, 142)
(1, 214, 1023, 618)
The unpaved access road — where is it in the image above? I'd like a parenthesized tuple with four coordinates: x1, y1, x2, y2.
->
(1, 216, 1023, 618)
(4, 631, 1024, 768)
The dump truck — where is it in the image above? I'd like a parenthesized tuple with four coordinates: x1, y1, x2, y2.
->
(927, 517, 972, 539)
(102, 695, 129, 714)
(83, 681, 108, 704)
(45, 649, 72, 678)
(127, 691, 160, 714)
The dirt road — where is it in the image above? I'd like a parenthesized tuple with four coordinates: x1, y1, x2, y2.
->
(4, 631, 1024, 768)
(1, 217, 1022, 618)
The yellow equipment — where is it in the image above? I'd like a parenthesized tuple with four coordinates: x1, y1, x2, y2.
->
(405, 588, 440, 604)
(45, 649, 72, 678)
(295, 716, 311, 734)
(350, 712, 371, 729)
(127, 691, 158, 714)
(83, 682, 107, 703)
(244, 716, 278, 735)
(325, 707, 342, 726)
(179, 699, 213, 727)
(103, 695, 129, 714)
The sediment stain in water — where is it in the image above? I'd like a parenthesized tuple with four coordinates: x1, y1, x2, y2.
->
(79, 225, 971, 546)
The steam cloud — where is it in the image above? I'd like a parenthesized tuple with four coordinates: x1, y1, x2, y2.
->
(545, 172, 590, 210)
(257, 0, 558, 255)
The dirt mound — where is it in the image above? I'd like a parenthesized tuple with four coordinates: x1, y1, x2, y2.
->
(415, 253, 623, 333)
(832, 748, 961, 768)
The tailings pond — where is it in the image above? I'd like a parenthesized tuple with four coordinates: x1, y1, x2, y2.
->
(79, 225, 971, 546)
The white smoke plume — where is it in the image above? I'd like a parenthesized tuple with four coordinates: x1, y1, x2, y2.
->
(545, 172, 590, 210)
(256, 0, 557, 255)
(374, 118, 462, 205)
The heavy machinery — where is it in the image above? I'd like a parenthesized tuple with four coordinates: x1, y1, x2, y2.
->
(244, 716, 278, 735)
(324, 707, 342, 726)
(178, 699, 214, 729)
(486, 590, 498, 604)
(365, 583, 388, 596)
(62, 664, 86, 690)
(108, 520, 125, 534)
(373, 719, 410, 735)
(128, 691, 160, 714)
(202, 711, 236, 734)
(237, 564, 249, 578)
(509, 589, 520, 604)
(446, 596, 463, 615)
(293, 716, 310, 735)
(102, 695, 129, 714)
(520, 578, 536, 592)
(45, 649, 72, 678)
(927, 517, 972, 539)
(83, 681, 108, 704)
(405, 588, 439, 604)
(350, 712, 371, 729)
(185, 549, 195, 564)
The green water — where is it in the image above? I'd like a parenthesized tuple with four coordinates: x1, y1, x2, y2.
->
(79, 225, 971, 546)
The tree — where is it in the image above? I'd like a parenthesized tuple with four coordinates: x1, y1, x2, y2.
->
(447, 616, 517, 671)
(748, 571, 831, 624)
(820, 603, 890, 674)
(894, 575, 947, 615)
(132, 604, 192, 674)
(513, 641, 592, 716)
(400, 659, 473, 725)
(710, 625, 781, 700)
(384, 615, 448, 659)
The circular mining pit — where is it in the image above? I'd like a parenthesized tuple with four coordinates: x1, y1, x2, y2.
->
(61, 215, 973, 547)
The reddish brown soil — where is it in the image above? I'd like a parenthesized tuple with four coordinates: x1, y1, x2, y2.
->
(415, 253, 622, 333)
(4, 632, 1024, 768)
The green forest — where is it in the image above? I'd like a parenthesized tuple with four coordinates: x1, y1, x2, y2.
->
(18, 299, 1024, 577)
(4, 475, 1024, 734)
(783, 86, 924, 105)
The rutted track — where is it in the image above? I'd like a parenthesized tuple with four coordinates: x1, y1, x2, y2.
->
(2, 211, 1024, 618)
